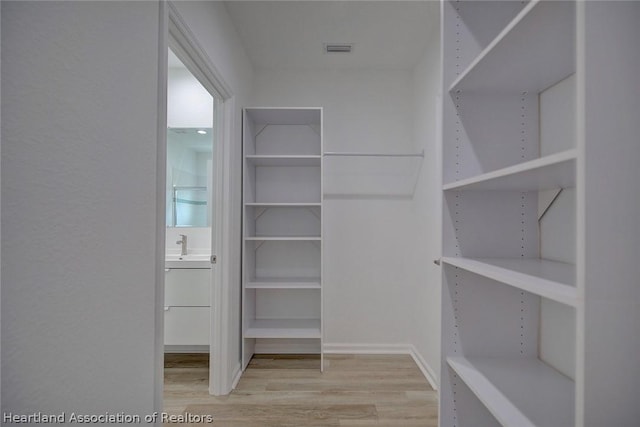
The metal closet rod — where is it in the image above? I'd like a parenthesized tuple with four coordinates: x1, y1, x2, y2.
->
(323, 150, 424, 158)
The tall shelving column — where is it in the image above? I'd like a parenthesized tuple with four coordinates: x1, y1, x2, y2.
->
(242, 108, 323, 371)
(440, 1, 577, 426)
(440, 1, 640, 426)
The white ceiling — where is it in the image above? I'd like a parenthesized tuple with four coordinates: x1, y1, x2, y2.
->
(224, 1, 438, 70)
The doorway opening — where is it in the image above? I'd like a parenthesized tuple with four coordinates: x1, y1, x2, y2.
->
(159, 2, 236, 401)
(163, 46, 216, 396)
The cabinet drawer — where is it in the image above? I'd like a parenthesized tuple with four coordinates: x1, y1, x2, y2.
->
(164, 306, 210, 346)
(165, 268, 210, 306)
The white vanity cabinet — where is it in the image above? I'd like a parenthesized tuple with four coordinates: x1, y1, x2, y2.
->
(164, 267, 210, 348)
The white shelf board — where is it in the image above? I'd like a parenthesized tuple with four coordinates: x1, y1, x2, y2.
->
(448, 357, 574, 427)
(245, 236, 321, 241)
(443, 149, 576, 192)
(246, 155, 321, 167)
(245, 202, 321, 207)
(246, 277, 321, 289)
(450, 0, 575, 93)
(244, 318, 321, 339)
(442, 257, 577, 307)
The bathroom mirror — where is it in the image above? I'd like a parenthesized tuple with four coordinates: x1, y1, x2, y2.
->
(166, 128, 213, 227)
(166, 48, 215, 228)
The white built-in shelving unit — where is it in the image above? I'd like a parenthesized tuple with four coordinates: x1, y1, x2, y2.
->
(440, 1, 640, 426)
(242, 107, 323, 371)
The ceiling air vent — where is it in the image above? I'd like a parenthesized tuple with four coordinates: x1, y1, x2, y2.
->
(324, 43, 353, 54)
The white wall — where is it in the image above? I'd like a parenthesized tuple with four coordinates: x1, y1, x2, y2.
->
(409, 33, 442, 385)
(251, 68, 423, 349)
(2, 1, 162, 418)
(170, 0, 253, 387)
(1, 0, 254, 417)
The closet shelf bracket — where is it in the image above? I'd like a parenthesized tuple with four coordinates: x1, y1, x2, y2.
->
(254, 124, 269, 138)
(538, 188, 564, 222)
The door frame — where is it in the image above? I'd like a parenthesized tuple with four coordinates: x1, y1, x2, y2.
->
(157, 0, 236, 397)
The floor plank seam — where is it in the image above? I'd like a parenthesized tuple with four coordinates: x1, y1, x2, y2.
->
(164, 354, 438, 427)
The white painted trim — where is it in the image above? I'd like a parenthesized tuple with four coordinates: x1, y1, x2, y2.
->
(408, 345, 439, 392)
(209, 94, 225, 396)
(244, 106, 323, 111)
(319, 107, 324, 373)
(164, 345, 210, 353)
(0, 0, 2, 409)
(154, 1, 169, 421)
(574, 2, 586, 424)
(323, 343, 439, 391)
(255, 341, 321, 354)
(324, 343, 412, 354)
(211, 96, 236, 396)
(230, 362, 243, 390)
(167, 2, 231, 100)
(165, 1, 236, 397)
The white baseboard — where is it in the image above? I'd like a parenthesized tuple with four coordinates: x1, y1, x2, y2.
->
(408, 345, 439, 391)
(230, 361, 242, 390)
(164, 345, 209, 353)
(323, 343, 412, 354)
(323, 343, 439, 391)
(254, 339, 321, 354)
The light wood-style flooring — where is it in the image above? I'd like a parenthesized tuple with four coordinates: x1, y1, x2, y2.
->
(164, 354, 438, 426)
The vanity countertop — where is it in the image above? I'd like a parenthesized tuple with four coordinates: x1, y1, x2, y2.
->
(165, 252, 211, 269)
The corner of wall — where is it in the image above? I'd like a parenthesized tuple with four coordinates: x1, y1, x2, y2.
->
(409, 19, 443, 387)
(409, 345, 439, 391)
(323, 343, 439, 391)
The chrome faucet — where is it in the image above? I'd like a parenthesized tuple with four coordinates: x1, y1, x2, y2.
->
(176, 234, 188, 256)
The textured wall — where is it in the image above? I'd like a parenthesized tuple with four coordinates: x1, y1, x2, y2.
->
(2, 1, 162, 418)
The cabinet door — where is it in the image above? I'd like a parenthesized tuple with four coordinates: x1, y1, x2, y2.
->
(164, 307, 210, 346)
(165, 268, 210, 306)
